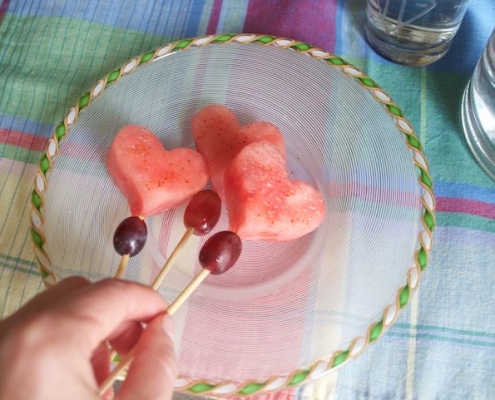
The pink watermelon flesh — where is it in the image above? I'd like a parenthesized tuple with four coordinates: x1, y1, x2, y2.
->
(224, 141, 326, 241)
(107, 125, 209, 217)
(192, 105, 285, 199)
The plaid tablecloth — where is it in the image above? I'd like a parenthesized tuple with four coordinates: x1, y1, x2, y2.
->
(1, 1, 495, 399)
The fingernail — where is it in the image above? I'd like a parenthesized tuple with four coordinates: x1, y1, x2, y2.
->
(161, 314, 175, 340)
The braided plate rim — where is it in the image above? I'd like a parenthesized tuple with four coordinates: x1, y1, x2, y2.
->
(29, 33, 436, 397)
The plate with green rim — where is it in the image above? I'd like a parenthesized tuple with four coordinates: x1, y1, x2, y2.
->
(30, 33, 435, 397)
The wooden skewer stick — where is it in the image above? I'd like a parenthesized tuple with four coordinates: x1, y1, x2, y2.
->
(151, 227, 194, 290)
(99, 268, 211, 395)
(166, 268, 209, 314)
(108, 253, 131, 362)
(114, 254, 130, 279)
(109, 253, 131, 363)
(106, 219, 196, 383)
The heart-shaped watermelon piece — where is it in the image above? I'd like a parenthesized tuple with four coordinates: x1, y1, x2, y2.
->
(224, 141, 326, 241)
(107, 125, 208, 217)
(192, 105, 285, 199)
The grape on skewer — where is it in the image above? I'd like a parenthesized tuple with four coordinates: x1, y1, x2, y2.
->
(108, 190, 221, 370)
(99, 230, 242, 395)
(167, 230, 242, 314)
(112, 189, 220, 280)
(151, 189, 221, 290)
(113, 216, 148, 279)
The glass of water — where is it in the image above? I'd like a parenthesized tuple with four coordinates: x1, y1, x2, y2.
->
(364, 0, 470, 66)
(461, 27, 495, 182)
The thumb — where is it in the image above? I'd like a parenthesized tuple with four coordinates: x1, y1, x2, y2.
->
(116, 314, 178, 400)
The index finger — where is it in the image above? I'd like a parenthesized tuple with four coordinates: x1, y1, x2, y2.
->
(44, 279, 168, 356)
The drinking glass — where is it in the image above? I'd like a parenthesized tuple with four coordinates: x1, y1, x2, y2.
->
(461, 27, 495, 181)
(364, 0, 470, 66)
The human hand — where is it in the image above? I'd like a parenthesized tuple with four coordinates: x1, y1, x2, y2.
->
(0, 277, 178, 400)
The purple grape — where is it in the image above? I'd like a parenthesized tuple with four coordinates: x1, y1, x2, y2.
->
(113, 216, 147, 256)
(184, 189, 222, 235)
(199, 231, 242, 275)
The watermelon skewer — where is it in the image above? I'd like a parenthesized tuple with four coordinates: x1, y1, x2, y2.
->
(191, 105, 326, 242)
(106, 124, 209, 279)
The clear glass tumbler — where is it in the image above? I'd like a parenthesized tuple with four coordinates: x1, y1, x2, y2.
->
(364, 0, 470, 66)
(461, 27, 495, 181)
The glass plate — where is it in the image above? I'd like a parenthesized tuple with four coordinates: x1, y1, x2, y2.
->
(30, 34, 435, 398)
